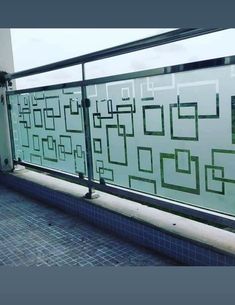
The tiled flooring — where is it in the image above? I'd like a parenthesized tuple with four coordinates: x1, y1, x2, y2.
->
(0, 184, 179, 266)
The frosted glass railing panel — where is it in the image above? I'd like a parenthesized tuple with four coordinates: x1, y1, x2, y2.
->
(9, 87, 87, 176)
(87, 64, 235, 216)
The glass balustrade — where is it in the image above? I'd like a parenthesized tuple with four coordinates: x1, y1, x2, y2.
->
(8, 58, 235, 217)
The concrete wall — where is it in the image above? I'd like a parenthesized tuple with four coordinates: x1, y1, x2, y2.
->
(0, 29, 15, 73)
(0, 29, 14, 171)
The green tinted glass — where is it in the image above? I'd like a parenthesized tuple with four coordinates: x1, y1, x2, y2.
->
(88, 64, 235, 216)
(9, 87, 87, 176)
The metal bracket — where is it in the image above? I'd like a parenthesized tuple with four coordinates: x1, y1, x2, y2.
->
(0, 95, 4, 105)
(0, 71, 7, 87)
(82, 98, 91, 108)
(100, 178, 106, 185)
(84, 188, 100, 199)
(78, 172, 84, 179)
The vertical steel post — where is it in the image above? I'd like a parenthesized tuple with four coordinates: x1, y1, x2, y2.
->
(0, 80, 14, 172)
(81, 63, 99, 199)
(6, 82, 16, 164)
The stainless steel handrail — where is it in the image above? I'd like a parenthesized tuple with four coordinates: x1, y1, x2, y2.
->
(5, 28, 224, 81)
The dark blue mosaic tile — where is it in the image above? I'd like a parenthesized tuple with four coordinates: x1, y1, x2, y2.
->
(0, 180, 178, 266)
(1, 174, 235, 266)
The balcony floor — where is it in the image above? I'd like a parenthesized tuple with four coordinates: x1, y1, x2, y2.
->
(0, 184, 179, 266)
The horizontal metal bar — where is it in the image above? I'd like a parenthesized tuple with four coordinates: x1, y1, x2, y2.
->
(7, 54, 235, 97)
(7, 80, 84, 95)
(16, 160, 235, 229)
(84, 55, 235, 86)
(5, 28, 224, 81)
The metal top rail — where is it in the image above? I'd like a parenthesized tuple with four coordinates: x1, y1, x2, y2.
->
(6, 54, 235, 96)
(5, 28, 224, 81)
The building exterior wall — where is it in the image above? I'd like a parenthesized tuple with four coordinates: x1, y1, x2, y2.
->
(0, 29, 14, 73)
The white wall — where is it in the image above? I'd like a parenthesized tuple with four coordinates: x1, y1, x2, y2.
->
(0, 29, 14, 73)
(0, 29, 14, 171)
